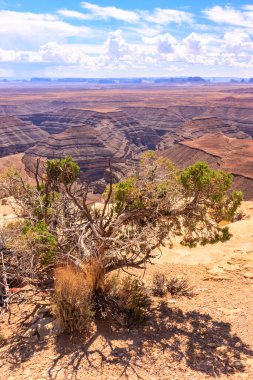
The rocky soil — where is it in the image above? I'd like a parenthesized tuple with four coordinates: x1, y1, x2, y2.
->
(0, 202, 253, 380)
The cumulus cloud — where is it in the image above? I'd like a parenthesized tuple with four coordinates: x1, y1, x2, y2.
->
(103, 30, 130, 60)
(156, 33, 177, 54)
(183, 33, 205, 55)
(37, 42, 93, 65)
(223, 31, 253, 54)
(1, 4, 253, 77)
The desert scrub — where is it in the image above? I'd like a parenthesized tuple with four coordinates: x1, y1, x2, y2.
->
(21, 220, 58, 265)
(152, 272, 167, 296)
(166, 276, 194, 298)
(98, 275, 151, 325)
(53, 266, 94, 334)
(152, 273, 194, 298)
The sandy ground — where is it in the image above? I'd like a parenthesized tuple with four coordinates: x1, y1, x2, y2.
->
(0, 202, 253, 379)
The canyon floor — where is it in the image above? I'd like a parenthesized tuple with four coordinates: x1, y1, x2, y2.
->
(0, 202, 253, 380)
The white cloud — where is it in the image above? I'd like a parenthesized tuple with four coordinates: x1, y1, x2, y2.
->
(156, 33, 177, 54)
(224, 31, 253, 54)
(242, 5, 253, 12)
(81, 2, 139, 23)
(183, 33, 205, 55)
(58, 9, 91, 20)
(204, 6, 253, 28)
(143, 8, 193, 25)
(79, 3, 192, 26)
(37, 42, 93, 65)
(103, 30, 130, 60)
(0, 4, 253, 78)
(0, 10, 92, 50)
(0, 29, 251, 71)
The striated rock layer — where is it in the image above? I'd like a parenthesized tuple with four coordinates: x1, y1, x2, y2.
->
(162, 137, 253, 200)
(23, 110, 160, 190)
(0, 116, 48, 157)
(1, 99, 253, 198)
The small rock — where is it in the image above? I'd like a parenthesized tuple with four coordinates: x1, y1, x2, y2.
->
(22, 326, 37, 338)
(38, 306, 52, 316)
(216, 345, 227, 353)
(28, 335, 39, 343)
(243, 272, 253, 279)
(29, 317, 63, 340)
(218, 307, 241, 317)
(232, 359, 246, 370)
(167, 299, 178, 304)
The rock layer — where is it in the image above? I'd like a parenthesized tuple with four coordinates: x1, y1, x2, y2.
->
(0, 116, 48, 157)
(23, 110, 160, 189)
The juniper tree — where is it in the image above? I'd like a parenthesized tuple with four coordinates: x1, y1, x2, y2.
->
(0, 152, 243, 291)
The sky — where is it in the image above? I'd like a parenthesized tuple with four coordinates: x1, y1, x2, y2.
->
(0, 1, 253, 78)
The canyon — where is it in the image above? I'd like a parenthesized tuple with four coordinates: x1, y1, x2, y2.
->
(0, 83, 253, 197)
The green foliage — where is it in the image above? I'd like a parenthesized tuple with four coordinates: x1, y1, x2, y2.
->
(180, 162, 233, 201)
(46, 156, 80, 185)
(21, 220, 57, 265)
(224, 191, 243, 221)
(113, 177, 138, 204)
(110, 151, 179, 212)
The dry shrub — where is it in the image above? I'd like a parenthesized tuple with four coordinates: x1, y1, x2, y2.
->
(166, 276, 194, 298)
(53, 265, 94, 333)
(232, 210, 248, 222)
(152, 273, 194, 298)
(152, 272, 167, 296)
(98, 275, 151, 325)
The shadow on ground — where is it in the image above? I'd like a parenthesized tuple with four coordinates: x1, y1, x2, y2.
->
(3, 302, 253, 379)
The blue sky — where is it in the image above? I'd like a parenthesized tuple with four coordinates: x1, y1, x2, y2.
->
(0, 1, 253, 78)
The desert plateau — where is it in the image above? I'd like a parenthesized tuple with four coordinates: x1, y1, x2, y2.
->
(0, 82, 253, 380)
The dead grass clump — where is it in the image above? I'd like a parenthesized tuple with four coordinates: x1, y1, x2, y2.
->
(152, 273, 194, 298)
(152, 272, 167, 296)
(53, 265, 94, 334)
(166, 276, 194, 298)
(98, 275, 151, 325)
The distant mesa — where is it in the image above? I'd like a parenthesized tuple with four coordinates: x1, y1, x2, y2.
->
(30, 78, 52, 82)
